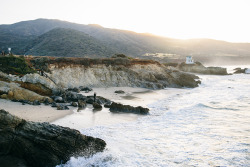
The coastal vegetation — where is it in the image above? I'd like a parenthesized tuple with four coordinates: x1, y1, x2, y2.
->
(0, 56, 35, 75)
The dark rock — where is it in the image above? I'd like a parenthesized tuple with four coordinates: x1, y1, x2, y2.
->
(77, 93, 86, 101)
(78, 100, 87, 108)
(51, 102, 58, 107)
(43, 98, 50, 105)
(54, 96, 64, 103)
(86, 97, 94, 104)
(57, 104, 69, 110)
(93, 102, 102, 109)
(0, 109, 106, 167)
(68, 92, 78, 102)
(104, 103, 111, 108)
(115, 90, 125, 94)
(32, 100, 40, 106)
(71, 102, 78, 107)
(234, 68, 247, 74)
(72, 87, 80, 93)
(79, 86, 92, 92)
(110, 102, 149, 115)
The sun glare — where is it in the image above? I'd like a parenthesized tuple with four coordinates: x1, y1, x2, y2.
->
(1, 0, 250, 42)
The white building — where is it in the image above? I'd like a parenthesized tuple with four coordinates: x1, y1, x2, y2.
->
(186, 56, 194, 64)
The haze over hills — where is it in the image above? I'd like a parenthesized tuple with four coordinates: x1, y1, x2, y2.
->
(0, 18, 250, 65)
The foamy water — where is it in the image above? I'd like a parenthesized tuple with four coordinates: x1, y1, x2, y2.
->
(58, 69, 250, 167)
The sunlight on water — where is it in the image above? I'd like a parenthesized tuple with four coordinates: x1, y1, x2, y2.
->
(59, 72, 250, 167)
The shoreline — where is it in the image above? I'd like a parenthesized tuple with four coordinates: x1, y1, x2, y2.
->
(0, 86, 184, 128)
(52, 87, 185, 130)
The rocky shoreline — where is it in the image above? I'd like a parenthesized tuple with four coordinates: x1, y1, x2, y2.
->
(176, 62, 228, 75)
(0, 109, 106, 167)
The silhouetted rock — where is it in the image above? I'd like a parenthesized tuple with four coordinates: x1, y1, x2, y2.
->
(93, 102, 102, 109)
(110, 102, 149, 115)
(0, 109, 106, 167)
(71, 102, 78, 107)
(57, 104, 69, 110)
(115, 90, 125, 94)
(78, 100, 87, 108)
(79, 86, 92, 92)
(51, 102, 58, 107)
(32, 100, 40, 105)
(234, 68, 248, 74)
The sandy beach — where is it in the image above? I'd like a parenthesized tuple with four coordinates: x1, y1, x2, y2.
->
(0, 99, 73, 122)
(0, 87, 183, 129)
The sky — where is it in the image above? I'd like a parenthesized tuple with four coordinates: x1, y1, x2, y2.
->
(1, 0, 250, 43)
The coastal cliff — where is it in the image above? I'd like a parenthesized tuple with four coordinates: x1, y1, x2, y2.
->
(30, 57, 200, 89)
(177, 62, 228, 75)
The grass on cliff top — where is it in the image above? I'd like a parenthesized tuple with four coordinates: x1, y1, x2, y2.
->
(0, 55, 36, 75)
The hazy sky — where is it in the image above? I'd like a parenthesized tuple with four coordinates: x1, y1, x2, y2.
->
(2, 0, 250, 42)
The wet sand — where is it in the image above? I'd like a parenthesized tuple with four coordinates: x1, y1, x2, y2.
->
(52, 87, 168, 130)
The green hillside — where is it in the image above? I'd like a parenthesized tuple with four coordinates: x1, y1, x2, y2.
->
(0, 19, 250, 64)
(25, 28, 115, 57)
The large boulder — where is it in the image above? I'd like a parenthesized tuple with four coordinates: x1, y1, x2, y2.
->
(0, 109, 106, 167)
(0, 81, 52, 102)
(110, 102, 149, 115)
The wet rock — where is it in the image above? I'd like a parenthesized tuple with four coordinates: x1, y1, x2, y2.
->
(71, 102, 78, 107)
(234, 68, 247, 74)
(72, 87, 80, 93)
(110, 102, 149, 115)
(51, 102, 58, 107)
(115, 90, 125, 94)
(77, 94, 86, 101)
(79, 86, 92, 92)
(67, 91, 78, 102)
(32, 100, 41, 106)
(43, 98, 50, 105)
(93, 102, 102, 109)
(0, 109, 106, 167)
(104, 103, 111, 108)
(86, 97, 94, 104)
(78, 100, 87, 108)
(57, 104, 69, 110)
(54, 96, 64, 103)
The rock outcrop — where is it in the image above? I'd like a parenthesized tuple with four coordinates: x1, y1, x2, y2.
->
(177, 62, 228, 75)
(0, 81, 52, 102)
(234, 68, 250, 74)
(0, 109, 106, 167)
(110, 102, 149, 115)
(33, 57, 200, 89)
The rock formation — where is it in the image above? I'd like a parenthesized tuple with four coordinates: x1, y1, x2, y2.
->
(0, 109, 106, 167)
(110, 102, 149, 115)
(177, 62, 228, 75)
(30, 57, 200, 89)
(0, 81, 52, 103)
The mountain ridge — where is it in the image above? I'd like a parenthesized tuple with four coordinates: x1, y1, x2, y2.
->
(1, 18, 250, 64)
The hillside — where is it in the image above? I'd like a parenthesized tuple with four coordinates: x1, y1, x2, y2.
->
(1, 19, 250, 64)
(25, 28, 115, 57)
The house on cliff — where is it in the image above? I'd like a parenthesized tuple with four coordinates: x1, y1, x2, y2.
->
(186, 56, 194, 64)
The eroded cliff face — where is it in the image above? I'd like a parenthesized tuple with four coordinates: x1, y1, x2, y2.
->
(43, 58, 200, 89)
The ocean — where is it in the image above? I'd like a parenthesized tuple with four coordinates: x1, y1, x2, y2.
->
(57, 67, 250, 167)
